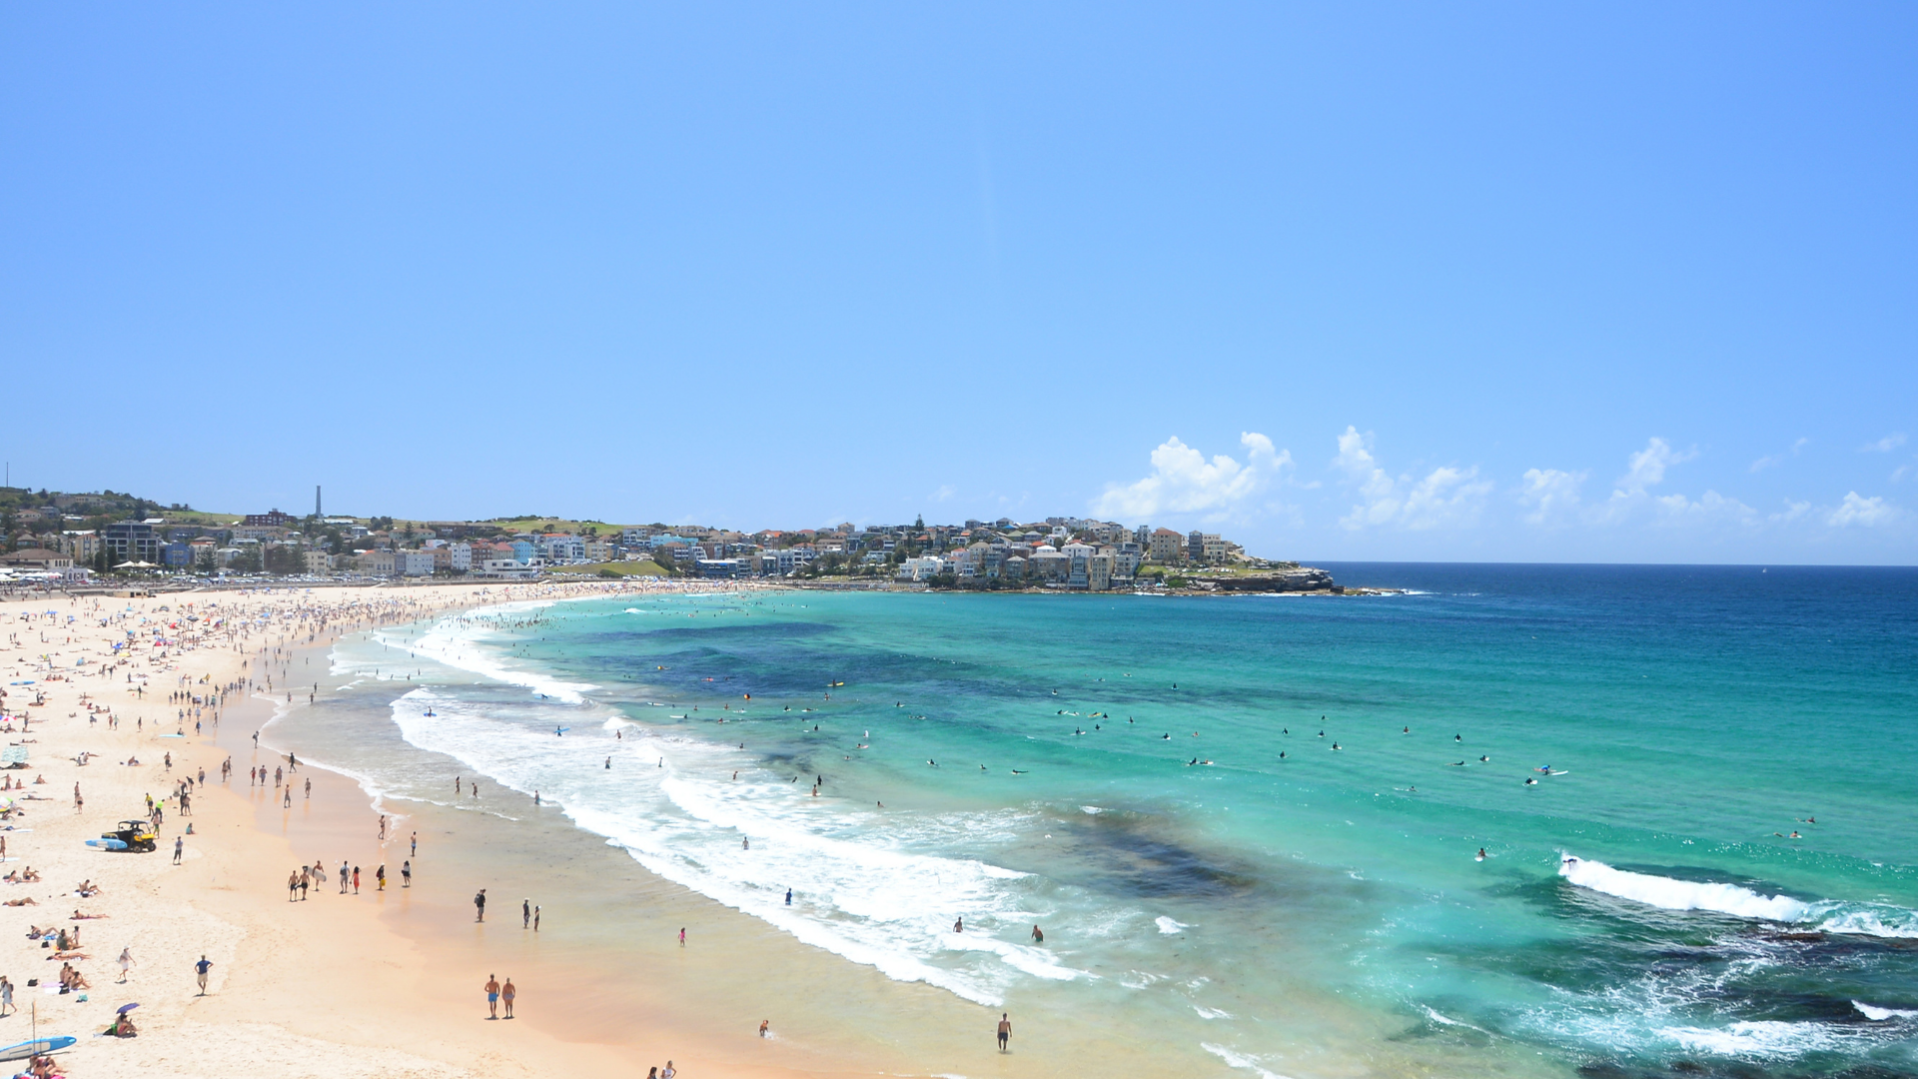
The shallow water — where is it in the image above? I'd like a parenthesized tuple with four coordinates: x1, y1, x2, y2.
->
(284, 565, 1918, 1078)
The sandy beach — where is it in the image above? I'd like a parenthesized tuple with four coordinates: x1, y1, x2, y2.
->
(0, 580, 845, 1079)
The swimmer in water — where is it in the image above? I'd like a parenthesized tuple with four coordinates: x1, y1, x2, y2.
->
(1476, 848, 1487, 860)
(1278, 751, 1286, 759)
(1524, 778, 1538, 786)
(1455, 734, 1462, 742)
(1331, 742, 1341, 750)
(1479, 755, 1490, 762)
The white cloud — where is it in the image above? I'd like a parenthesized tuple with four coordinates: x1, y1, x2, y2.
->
(1617, 437, 1697, 494)
(1770, 500, 1812, 524)
(1750, 437, 1810, 473)
(1894, 463, 1911, 484)
(930, 485, 956, 503)
(1517, 468, 1587, 526)
(1652, 490, 1757, 526)
(1827, 491, 1893, 527)
(1862, 433, 1907, 453)
(1094, 433, 1292, 520)
(1334, 426, 1491, 530)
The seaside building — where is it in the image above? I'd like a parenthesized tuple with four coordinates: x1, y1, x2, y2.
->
(354, 550, 397, 576)
(1148, 528, 1185, 564)
(102, 520, 164, 564)
(304, 550, 334, 574)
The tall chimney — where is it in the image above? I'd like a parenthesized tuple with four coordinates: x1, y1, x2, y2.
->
(316, 485, 323, 519)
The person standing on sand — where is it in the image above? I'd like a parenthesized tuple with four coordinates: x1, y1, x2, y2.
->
(376, 864, 386, 891)
(997, 1013, 1011, 1051)
(533, 905, 540, 931)
(523, 899, 531, 929)
(678, 927, 685, 946)
(475, 889, 487, 922)
(117, 947, 135, 984)
(661, 1061, 675, 1078)
(484, 974, 500, 1019)
(501, 976, 516, 1019)
(401, 860, 411, 888)
(195, 955, 212, 994)
(352, 866, 360, 894)
(339, 861, 350, 894)
(173, 837, 183, 865)
(0, 975, 13, 1016)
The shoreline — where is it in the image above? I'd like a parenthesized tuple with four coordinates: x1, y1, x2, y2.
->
(0, 580, 836, 1078)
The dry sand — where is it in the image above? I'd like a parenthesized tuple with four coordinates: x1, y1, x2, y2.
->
(0, 579, 827, 1079)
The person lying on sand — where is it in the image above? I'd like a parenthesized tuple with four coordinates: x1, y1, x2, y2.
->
(3, 897, 36, 907)
(49, 951, 89, 961)
(70, 910, 105, 919)
(75, 881, 98, 896)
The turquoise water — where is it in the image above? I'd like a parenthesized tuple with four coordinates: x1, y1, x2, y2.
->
(345, 565, 1918, 1077)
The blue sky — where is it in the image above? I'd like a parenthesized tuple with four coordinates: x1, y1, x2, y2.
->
(3, 4, 1914, 563)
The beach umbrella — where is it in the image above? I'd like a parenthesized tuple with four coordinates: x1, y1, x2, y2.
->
(115, 1003, 139, 1014)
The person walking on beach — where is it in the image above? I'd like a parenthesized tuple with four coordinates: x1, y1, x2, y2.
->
(523, 899, 531, 929)
(194, 955, 212, 995)
(484, 974, 500, 1019)
(501, 976, 516, 1019)
(173, 836, 183, 864)
(401, 860, 411, 888)
(352, 866, 361, 894)
(339, 861, 350, 894)
(117, 947, 135, 984)
(533, 905, 540, 931)
(410, 831, 417, 857)
(997, 1013, 1011, 1052)
(0, 975, 14, 1016)
(73, 783, 82, 813)
(474, 888, 487, 922)
(376, 864, 386, 891)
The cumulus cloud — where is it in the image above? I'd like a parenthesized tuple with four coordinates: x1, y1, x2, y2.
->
(1770, 500, 1812, 524)
(1862, 433, 1907, 453)
(1094, 433, 1292, 519)
(1750, 437, 1810, 473)
(1518, 468, 1587, 526)
(1652, 490, 1758, 526)
(1827, 491, 1893, 527)
(1333, 426, 1491, 530)
(1617, 437, 1697, 494)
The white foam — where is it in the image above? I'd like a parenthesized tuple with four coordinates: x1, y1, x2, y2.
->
(1194, 1005, 1233, 1019)
(1201, 1043, 1295, 1079)
(1156, 916, 1188, 935)
(1558, 855, 1918, 938)
(370, 607, 598, 705)
(384, 689, 1089, 1007)
(1854, 1001, 1918, 1021)
(1560, 856, 1808, 920)
(1661, 1020, 1868, 1058)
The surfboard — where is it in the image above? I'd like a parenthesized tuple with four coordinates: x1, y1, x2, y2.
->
(86, 838, 128, 850)
(0, 1035, 75, 1061)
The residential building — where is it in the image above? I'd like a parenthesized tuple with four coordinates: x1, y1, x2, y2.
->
(1148, 528, 1185, 564)
(584, 541, 614, 563)
(621, 527, 653, 546)
(1087, 552, 1113, 592)
(304, 550, 334, 574)
(398, 550, 435, 576)
(243, 510, 293, 527)
(355, 550, 397, 576)
(59, 531, 101, 563)
(102, 521, 164, 564)
(163, 541, 193, 568)
(448, 543, 472, 571)
(0, 549, 72, 571)
(475, 557, 546, 580)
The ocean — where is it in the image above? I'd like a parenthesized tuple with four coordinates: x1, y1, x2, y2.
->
(278, 564, 1918, 1078)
